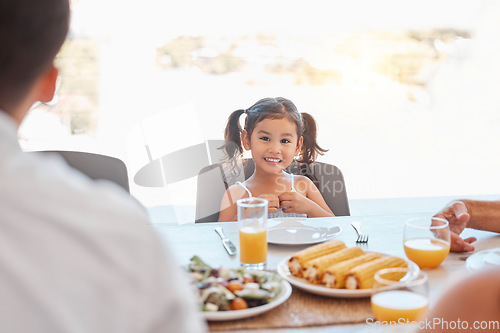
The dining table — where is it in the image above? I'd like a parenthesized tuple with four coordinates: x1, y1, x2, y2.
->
(152, 213, 500, 333)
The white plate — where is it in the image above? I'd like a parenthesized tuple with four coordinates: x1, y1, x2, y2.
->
(466, 248, 500, 272)
(267, 218, 342, 245)
(276, 256, 419, 298)
(203, 278, 292, 321)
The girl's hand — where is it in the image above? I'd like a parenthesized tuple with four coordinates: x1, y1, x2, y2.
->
(258, 194, 279, 213)
(279, 190, 334, 218)
(278, 191, 309, 215)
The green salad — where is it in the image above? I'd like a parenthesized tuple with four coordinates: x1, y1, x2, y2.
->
(187, 256, 283, 312)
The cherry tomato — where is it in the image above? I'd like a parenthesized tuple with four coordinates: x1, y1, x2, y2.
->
(230, 297, 248, 310)
(227, 281, 243, 293)
(243, 276, 255, 283)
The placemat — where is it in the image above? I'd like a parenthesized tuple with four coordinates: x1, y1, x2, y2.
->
(208, 286, 374, 331)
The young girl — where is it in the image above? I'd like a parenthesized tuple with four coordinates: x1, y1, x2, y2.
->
(218, 97, 334, 222)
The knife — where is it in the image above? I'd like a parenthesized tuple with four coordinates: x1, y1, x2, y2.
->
(214, 227, 237, 256)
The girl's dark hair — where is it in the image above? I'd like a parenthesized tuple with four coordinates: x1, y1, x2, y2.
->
(222, 97, 327, 164)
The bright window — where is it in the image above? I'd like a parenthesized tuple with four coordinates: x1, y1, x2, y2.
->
(20, 0, 500, 223)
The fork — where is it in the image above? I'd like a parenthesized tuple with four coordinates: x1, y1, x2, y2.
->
(351, 221, 368, 243)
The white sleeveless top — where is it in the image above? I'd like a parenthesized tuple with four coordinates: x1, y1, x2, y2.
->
(236, 173, 308, 219)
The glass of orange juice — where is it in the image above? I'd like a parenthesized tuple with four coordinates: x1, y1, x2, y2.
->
(237, 198, 268, 270)
(371, 267, 429, 324)
(404, 217, 451, 269)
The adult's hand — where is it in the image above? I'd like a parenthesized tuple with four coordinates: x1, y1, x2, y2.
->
(434, 201, 476, 252)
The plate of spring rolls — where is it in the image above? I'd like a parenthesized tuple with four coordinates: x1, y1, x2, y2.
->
(267, 218, 342, 245)
(276, 240, 419, 298)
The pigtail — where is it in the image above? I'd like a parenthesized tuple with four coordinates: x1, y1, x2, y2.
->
(221, 109, 245, 161)
(297, 112, 328, 164)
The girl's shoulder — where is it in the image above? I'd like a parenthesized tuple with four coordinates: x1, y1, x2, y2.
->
(226, 182, 247, 192)
(291, 174, 316, 193)
(225, 182, 251, 201)
(292, 174, 314, 185)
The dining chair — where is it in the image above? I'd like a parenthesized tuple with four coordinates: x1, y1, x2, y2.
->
(35, 150, 130, 192)
(195, 159, 350, 223)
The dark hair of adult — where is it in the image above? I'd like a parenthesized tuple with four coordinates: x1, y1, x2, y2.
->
(0, 0, 70, 112)
(222, 97, 327, 164)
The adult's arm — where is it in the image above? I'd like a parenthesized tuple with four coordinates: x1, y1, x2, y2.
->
(461, 200, 500, 232)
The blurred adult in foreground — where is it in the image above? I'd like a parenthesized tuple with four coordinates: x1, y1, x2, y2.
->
(0, 0, 205, 332)
(419, 267, 500, 333)
(434, 200, 500, 252)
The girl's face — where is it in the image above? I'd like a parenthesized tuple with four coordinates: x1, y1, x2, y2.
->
(242, 117, 303, 175)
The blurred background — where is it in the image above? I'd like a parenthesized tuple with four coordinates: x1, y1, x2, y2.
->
(20, 0, 500, 223)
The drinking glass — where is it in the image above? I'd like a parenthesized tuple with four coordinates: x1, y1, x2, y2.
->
(237, 197, 268, 270)
(371, 267, 429, 323)
(404, 217, 451, 269)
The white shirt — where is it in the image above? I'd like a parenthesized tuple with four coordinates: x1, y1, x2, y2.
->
(0, 111, 206, 333)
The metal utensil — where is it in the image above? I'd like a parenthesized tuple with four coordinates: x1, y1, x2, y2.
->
(351, 221, 368, 243)
(215, 227, 237, 256)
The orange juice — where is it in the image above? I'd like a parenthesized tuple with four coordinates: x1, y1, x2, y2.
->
(404, 238, 450, 268)
(239, 226, 267, 264)
(371, 290, 428, 322)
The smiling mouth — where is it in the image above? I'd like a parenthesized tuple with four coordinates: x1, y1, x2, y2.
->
(264, 157, 282, 163)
